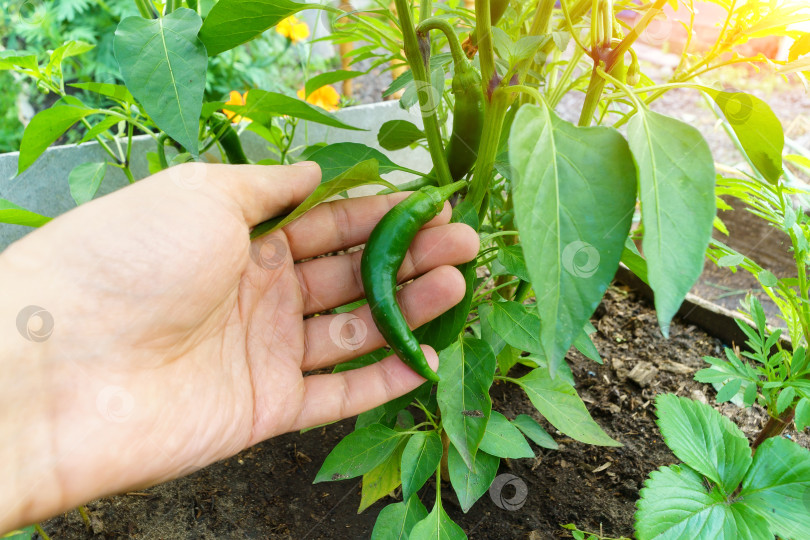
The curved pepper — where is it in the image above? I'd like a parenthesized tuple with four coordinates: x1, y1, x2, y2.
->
(209, 113, 249, 165)
(361, 181, 467, 382)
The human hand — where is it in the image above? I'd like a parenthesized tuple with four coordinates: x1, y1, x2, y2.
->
(0, 162, 478, 531)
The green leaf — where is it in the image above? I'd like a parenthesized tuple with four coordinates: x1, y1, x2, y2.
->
(409, 498, 466, 540)
(447, 444, 500, 513)
(306, 142, 414, 182)
(628, 110, 715, 337)
(70, 82, 135, 104)
(1, 525, 35, 540)
(654, 394, 750, 494)
(776, 385, 796, 414)
(479, 411, 534, 459)
(47, 40, 94, 77)
(512, 414, 558, 449)
(487, 301, 542, 355)
(250, 160, 397, 238)
(68, 161, 107, 206)
(572, 322, 602, 364)
(234, 89, 360, 131)
(739, 436, 810, 539)
(0, 199, 52, 228)
(510, 103, 637, 373)
(496, 245, 530, 282)
(703, 88, 784, 184)
(18, 105, 98, 174)
(371, 495, 429, 540)
(114, 8, 207, 156)
(517, 367, 619, 446)
(400, 431, 443, 501)
(437, 337, 496, 468)
(314, 424, 403, 483)
(717, 254, 744, 267)
(0, 50, 38, 71)
(359, 438, 407, 512)
(198, 0, 320, 56)
(716, 378, 743, 403)
(621, 237, 649, 284)
(757, 270, 778, 288)
(796, 397, 810, 431)
(79, 116, 121, 144)
(305, 70, 362, 98)
(635, 464, 770, 540)
(377, 120, 426, 151)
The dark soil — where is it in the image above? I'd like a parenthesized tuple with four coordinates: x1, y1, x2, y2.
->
(40, 287, 810, 539)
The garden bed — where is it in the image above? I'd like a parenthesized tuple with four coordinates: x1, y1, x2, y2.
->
(40, 285, 810, 539)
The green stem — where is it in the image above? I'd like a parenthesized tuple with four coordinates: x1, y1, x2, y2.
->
(157, 133, 170, 170)
(77, 505, 91, 528)
(165, 0, 180, 14)
(133, 0, 154, 18)
(465, 89, 510, 217)
(418, 0, 432, 23)
(416, 18, 467, 69)
(752, 406, 795, 453)
(34, 524, 51, 540)
(474, 0, 495, 92)
(395, 0, 453, 187)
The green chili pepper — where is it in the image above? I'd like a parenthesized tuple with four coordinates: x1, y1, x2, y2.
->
(417, 18, 485, 183)
(209, 113, 249, 165)
(361, 180, 467, 382)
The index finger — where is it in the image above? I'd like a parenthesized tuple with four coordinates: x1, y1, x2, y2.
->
(283, 192, 453, 261)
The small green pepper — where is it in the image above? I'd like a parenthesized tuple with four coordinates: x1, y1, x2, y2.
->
(361, 180, 467, 382)
(209, 113, 249, 165)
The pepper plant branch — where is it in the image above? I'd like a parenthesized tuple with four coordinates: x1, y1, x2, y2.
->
(394, 0, 453, 187)
(416, 18, 467, 68)
(418, 0, 432, 23)
(474, 0, 495, 93)
(578, 0, 668, 126)
(465, 89, 510, 216)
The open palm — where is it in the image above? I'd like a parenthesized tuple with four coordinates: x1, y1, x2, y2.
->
(1, 162, 478, 528)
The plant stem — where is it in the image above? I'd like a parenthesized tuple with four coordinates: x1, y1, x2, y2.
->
(133, 0, 154, 18)
(752, 406, 795, 453)
(418, 0, 432, 23)
(77, 505, 91, 528)
(34, 524, 51, 540)
(465, 89, 510, 217)
(474, 0, 495, 92)
(394, 0, 453, 187)
(416, 18, 467, 68)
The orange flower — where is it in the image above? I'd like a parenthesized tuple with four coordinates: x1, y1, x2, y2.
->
(297, 85, 340, 112)
(222, 90, 250, 123)
(276, 16, 310, 43)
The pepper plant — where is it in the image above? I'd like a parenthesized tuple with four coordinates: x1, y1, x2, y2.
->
(2, 0, 809, 538)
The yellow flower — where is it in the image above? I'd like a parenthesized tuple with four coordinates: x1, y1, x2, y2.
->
(276, 16, 310, 43)
(222, 90, 250, 123)
(297, 85, 340, 112)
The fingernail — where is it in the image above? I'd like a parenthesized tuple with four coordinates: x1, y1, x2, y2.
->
(292, 160, 315, 167)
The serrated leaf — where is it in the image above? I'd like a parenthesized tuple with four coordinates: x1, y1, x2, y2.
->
(401, 431, 442, 501)
(703, 88, 784, 184)
(377, 120, 426, 151)
(371, 495, 429, 540)
(795, 398, 810, 431)
(250, 159, 397, 238)
(635, 464, 770, 540)
(510, 103, 636, 373)
(479, 411, 534, 459)
(487, 301, 542, 355)
(306, 142, 414, 182)
(114, 9, 207, 156)
(18, 105, 98, 174)
(437, 338, 496, 468)
(68, 161, 106, 206)
(739, 436, 810, 539)
(655, 394, 750, 494)
(198, 0, 320, 56)
(0, 199, 52, 228)
(447, 444, 500, 513)
(314, 424, 403, 483)
(512, 414, 558, 449)
(776, 386, 796, 414)
(517, 367, 619, 446)
(628, 109, 715, 337)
